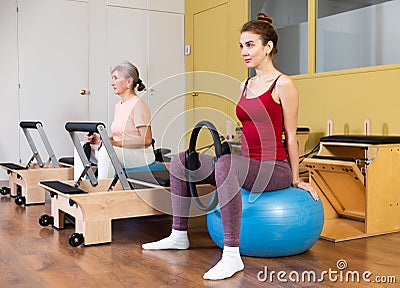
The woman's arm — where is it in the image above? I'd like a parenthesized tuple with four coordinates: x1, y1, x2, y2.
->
(111, 125, 153, 149)
(277, 75, 299, 182)
(278, 75, 319, 201)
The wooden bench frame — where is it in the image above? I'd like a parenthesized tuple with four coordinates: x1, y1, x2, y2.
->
(39, 178, 215, 246)
(0, 121, 74, 205)
(1, 163, 73, 205)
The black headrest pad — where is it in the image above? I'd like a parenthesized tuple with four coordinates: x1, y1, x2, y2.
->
(320, 135, 400, 145)
(296, 127, 310, 132)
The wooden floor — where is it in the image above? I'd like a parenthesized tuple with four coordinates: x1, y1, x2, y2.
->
(0, 193, 399, 288)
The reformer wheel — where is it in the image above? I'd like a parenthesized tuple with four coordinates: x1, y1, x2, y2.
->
(69, 233, 84, 247)
(0, 186, 10, 195)
(39, 214, 54, 226)
(15, 195, 26, 206)
(185, 121, 230, 211)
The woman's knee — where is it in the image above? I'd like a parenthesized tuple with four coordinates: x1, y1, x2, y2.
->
(214, 154, 233, 174)
(214, 154, 236, 185)
(215, 154, 231, 166)
(170, 151, 186, 176)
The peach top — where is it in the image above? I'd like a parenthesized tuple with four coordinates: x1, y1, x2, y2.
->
(110, 96, 151, 142)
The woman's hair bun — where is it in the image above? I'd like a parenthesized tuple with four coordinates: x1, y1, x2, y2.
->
(257, 13, 273, 24)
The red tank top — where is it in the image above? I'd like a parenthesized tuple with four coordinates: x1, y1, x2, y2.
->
(236, 75, 287, 161)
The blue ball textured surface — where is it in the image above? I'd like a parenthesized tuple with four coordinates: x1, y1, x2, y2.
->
(207, 187, 324, 257)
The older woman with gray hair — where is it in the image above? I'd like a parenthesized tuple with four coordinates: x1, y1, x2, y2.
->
(82, 61, 155, 178)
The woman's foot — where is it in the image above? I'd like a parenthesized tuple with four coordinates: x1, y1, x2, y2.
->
(142, 229, 189, 250)
(203, 246, 244, 280)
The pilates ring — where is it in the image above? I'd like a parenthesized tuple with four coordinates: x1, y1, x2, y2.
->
(185, 121, 230, 211)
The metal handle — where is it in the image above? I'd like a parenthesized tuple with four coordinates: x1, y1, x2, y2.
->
(65, 122, 105, 133)
(20, 121, 42, 129)
(80, 89, 89, 96)
(192, 92, 198, 97)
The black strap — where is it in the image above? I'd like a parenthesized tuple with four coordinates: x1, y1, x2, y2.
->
(269, 74, 282, 93)
(242, 78, 250, 98)
(242, 74, 282, 96)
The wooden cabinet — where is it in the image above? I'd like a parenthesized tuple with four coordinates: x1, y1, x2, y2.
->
(304, 135, 400, 241)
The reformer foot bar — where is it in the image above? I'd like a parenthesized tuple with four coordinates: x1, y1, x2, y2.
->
(39, 122, 215, 247)
(0, 121, 73, 205)
(304, 135, 400, 242)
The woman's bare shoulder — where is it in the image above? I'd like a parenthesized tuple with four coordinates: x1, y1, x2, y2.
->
(277, 74, 295, 87)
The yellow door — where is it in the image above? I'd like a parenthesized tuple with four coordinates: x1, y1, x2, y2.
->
(185, 0, 248, 151)
(186, 1, 229, 151)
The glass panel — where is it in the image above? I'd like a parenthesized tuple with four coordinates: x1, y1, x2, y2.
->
(317, 0, 400, 72)
(249, 0, 308, 76)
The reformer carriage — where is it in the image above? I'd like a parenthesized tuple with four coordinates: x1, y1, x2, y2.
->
(39, 122, 215, 247)
(304, 135, 400, 242)
(0, 121, 73, 205)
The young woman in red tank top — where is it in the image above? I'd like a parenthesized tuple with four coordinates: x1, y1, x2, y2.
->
(142, 13, 318, 281)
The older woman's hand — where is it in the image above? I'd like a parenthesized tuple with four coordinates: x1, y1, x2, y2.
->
(84, 133, 101, 145)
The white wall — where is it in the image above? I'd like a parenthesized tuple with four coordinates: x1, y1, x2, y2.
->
(275, 23, 308, 75)
(251, 0, 308, 75)
(0, 0, 20, 180)
(88, 0, 108, 124)
(317, 0, 400, 72)
(0, 0, 185, 180)
(376, 1, 400, 64)
(251, 0, 400, 75)
(104, 1, 185, 153)
(17, 0, 90, 163)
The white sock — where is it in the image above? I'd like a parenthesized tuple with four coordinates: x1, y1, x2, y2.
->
(141, 229, 190, 250)
(203, 246, 244, 280)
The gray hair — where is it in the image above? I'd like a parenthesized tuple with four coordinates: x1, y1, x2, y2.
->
(110, 61, 146, 91)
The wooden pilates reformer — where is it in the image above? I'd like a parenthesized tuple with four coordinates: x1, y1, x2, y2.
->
(303, 135, 400, 242)
(39, 122, 215, 247)
(0, 121, 73, 205)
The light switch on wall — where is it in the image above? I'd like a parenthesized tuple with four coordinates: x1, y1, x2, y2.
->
(184, 45, 191, 55)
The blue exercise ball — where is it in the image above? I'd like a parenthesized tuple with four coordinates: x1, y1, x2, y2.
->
(207, 187, 324, 257)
